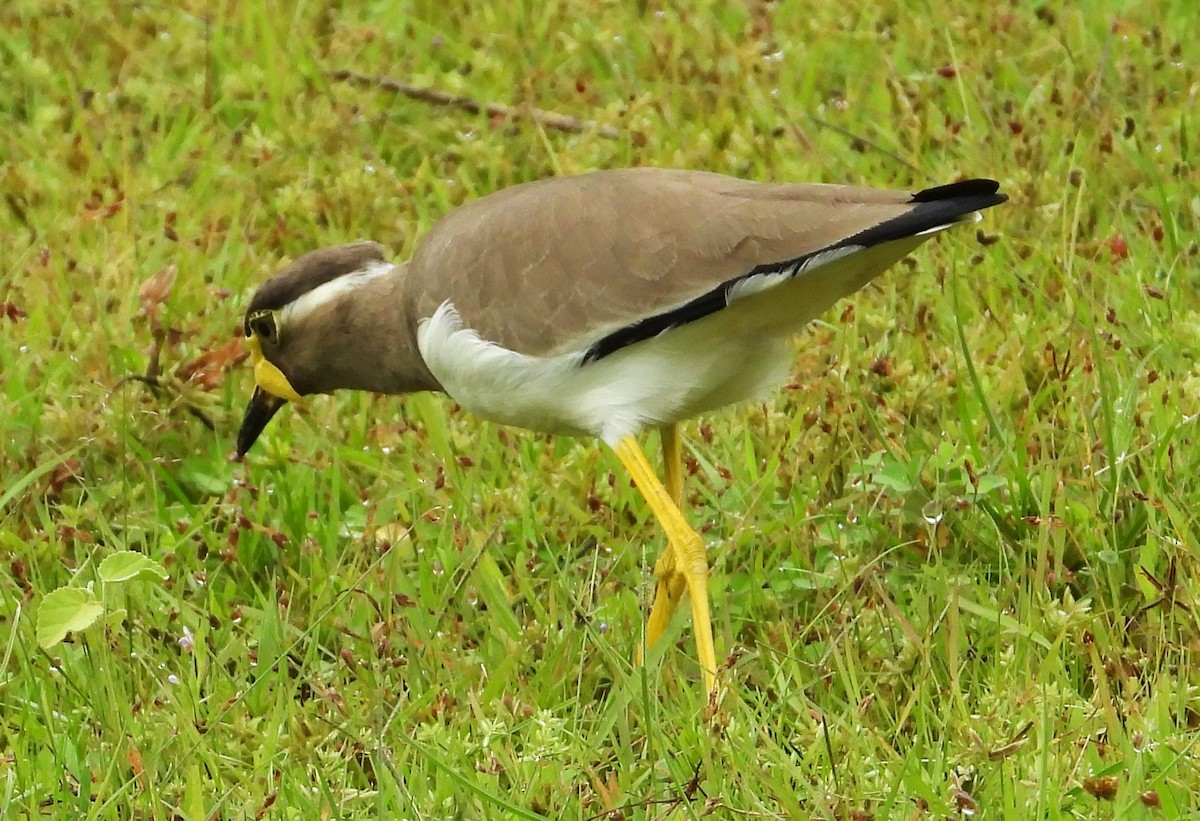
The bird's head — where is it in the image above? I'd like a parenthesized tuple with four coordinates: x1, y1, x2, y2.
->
(236, 240, 390, 458)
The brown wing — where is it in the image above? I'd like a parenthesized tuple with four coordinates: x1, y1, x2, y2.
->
(405, 168, 1001, 357)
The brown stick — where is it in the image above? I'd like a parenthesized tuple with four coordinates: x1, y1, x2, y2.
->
(111, 329, 217, 434)
(330, 69, 624, 140)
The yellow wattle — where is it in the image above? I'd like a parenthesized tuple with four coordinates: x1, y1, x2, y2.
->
(246, 333, 303, 403)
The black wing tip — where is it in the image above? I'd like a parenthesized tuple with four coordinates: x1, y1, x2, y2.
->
(583, 177, 1008, 365)
(912, 178, 1007, 205)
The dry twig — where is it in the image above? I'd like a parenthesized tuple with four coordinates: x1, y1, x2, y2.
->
(330, 69, 624, 140)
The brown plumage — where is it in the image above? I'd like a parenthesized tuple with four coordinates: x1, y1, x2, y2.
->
(403, 169, 1001, 357)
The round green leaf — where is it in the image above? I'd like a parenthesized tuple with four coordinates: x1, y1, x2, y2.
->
(98, 551, 168, 584)
(37, 587, 105, 649)
(974, 474, 1009, 496)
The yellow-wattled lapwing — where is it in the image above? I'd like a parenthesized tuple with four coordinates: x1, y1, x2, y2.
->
(236, 168, 1006, 695)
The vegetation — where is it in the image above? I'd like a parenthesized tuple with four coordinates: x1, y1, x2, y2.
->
(2, 1, 1196, 817)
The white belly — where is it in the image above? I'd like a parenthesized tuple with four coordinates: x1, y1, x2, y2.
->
(416, 301, 792, 445)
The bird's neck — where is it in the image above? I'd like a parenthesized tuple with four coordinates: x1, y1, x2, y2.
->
(326, 262, 441, 396)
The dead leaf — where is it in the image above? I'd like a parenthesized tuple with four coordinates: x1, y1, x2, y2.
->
(589, 769, 622, 813)
(57, 525, 94, 544)
(954, 789, 981, 813)
(47, 459, 83, 497)
(1083, 775, 1119, 800)
(127, 745, 144, 777)
(176, 338, 249, 390)
(253, 792, 277, 821)
(138, 264, 177, 322)
(1, 303, 27, 321)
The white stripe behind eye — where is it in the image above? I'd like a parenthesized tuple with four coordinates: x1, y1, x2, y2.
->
(281, 259, 395, 327)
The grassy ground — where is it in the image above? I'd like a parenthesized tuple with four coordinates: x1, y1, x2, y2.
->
(3, 0, 1198, 818)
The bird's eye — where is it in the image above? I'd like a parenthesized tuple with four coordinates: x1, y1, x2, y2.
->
(247, 311, 278, 343)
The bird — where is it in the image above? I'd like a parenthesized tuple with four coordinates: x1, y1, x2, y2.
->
(235, 168, 1007, 696)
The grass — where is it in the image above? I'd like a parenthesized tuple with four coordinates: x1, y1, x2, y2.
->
(2, 0, 1198, 817)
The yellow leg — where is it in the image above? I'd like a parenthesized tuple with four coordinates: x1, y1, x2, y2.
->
(615, 435, 717, 694)
(661, 424, 684, 505)
(642, 426, 688, 657)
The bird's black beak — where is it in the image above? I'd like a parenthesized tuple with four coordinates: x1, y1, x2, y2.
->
(236, 387, 286, 458)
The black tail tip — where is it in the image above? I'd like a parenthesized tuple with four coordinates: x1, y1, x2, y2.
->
(912, 178, 1005, 203)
